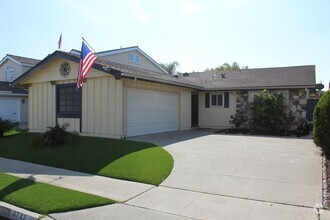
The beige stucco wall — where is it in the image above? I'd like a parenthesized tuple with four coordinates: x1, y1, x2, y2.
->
(123, 78, 192, 135)
(198, 91, 236, 128)
(101, 51, 163, 73)
(23, 58, 124, 138)
(0, 59, 23, 81)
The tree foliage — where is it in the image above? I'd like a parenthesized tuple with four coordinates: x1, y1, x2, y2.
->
(205, 62, 240, 72)
(250, 90, 285, 132)
(313, 90, 330, 155)
(0, 117, 19, 137)
(229, 109, 248, 129)
(160, 61, 180, 74)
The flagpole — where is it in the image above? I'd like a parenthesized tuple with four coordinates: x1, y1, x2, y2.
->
(81, 37, 97, 55)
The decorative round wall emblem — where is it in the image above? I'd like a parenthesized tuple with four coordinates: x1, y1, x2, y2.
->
(59, 61, 71, 78)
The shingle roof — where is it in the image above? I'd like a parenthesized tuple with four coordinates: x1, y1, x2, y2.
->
(0, 81, 27, 94)
(7, 54, 40, 66)
(181, 66, 316, 90)
(13, 50, 317, 91)
(96, 58, 203, 89)
(59, 51, 202, 89)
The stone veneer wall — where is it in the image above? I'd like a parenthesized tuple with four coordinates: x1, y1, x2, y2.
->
(236, 91, 249, 112)
(289, 89, 307, 129)
(235, 89, 309, 130)
(235, 91, 249, 128)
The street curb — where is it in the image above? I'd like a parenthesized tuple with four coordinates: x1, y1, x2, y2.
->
(0, 202, 52, 220)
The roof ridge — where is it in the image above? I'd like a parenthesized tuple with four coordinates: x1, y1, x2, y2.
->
(6, 54, 41, 61)
(97, 46, 139, 54)
(189, 65, 315, 74)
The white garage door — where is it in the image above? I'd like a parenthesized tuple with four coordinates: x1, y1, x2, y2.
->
(0, 98, 19, 121)
(127, 88, 179, 137)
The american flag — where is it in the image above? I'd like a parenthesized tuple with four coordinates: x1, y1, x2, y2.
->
(57, 34, 62, 50)
(76, 40, 97, 88)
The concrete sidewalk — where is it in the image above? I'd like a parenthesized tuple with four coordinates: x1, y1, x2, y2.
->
(0, 157, 153, 202)
(0, 157, 192, 220)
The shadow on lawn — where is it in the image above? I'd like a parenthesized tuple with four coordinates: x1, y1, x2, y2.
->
(0, 175, 35, 201)
(0, 133, 163, 177)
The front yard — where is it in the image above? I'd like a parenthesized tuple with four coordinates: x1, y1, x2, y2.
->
(0, 173, 114, 214)
(0, 132, 173, 185)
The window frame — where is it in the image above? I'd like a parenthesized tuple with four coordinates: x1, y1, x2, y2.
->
(210, 93, 224, 107)
(6, 66, 15, 82)
(129, 53, 140, 64)
(56, 84, 82, 118)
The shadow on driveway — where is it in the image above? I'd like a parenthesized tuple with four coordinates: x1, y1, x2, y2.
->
(128, 128, 216, 147)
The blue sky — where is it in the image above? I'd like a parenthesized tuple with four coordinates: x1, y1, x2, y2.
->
(1, 0, 329, 87)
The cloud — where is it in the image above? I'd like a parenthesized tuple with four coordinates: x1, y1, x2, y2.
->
(181, 1, 199, 14)
(126, 0, 150, 24)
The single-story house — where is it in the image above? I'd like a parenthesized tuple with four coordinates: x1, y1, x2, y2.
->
(0, 54, 40, 122)
(13, 49, 317, 137)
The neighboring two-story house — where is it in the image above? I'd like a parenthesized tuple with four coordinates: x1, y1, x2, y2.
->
(0, 54, 40, 122)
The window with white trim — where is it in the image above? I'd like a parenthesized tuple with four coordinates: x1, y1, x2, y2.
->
(211, 93, 224, 107)
(129, 53, 134, 61)
(6, 66, 15, 82)
(129, 53, 140, 64)
(135, 55, 140, 62)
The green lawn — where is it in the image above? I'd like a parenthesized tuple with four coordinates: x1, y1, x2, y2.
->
(0, 133, 174, 185)
(3, 129, 28, 136)
(0, 173, 114, 214)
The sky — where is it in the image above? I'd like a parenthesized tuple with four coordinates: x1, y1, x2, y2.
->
(1, 0, 329, 87)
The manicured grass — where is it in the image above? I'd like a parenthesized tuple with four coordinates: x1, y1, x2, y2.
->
(3, 129, 28, 136)
(0, 173, 114, 214)
(0, 133, 174, 185)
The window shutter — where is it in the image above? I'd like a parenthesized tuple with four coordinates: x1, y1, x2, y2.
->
(205, 93, 210, 108)
(224, 92, 229, 108)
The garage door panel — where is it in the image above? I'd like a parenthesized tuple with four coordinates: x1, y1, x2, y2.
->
(0, 98, 19, 121)
(127, 88, 179, 137)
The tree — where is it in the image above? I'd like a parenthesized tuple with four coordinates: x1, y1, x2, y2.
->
(313, 90, 330, 155)
(160, 61, 180, 74)
(205, 62, 241, 72)
(249, 90, 285, 132)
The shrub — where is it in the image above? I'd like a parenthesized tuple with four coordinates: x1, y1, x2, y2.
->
(229, 109, 248, 129)
(35, 124, 79, 147)
(313, 91, 330, 155)
(250, 90, 285, 132)
(0, 117, 19, 137)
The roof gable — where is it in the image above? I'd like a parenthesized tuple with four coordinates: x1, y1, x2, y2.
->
(13, 51, 121, 86)
(94, 46, 168, 74)
(0, 54, 40, 67)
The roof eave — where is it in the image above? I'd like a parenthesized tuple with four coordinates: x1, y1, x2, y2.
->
(0, 56, 22, 66)
(121, 72, 202, 90)
(201, 85, 317, 91)
(12, 51, 120, 86)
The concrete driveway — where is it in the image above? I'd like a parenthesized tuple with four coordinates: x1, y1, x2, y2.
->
(129, 129, 324, 219)
(6, 129, 324, 219)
